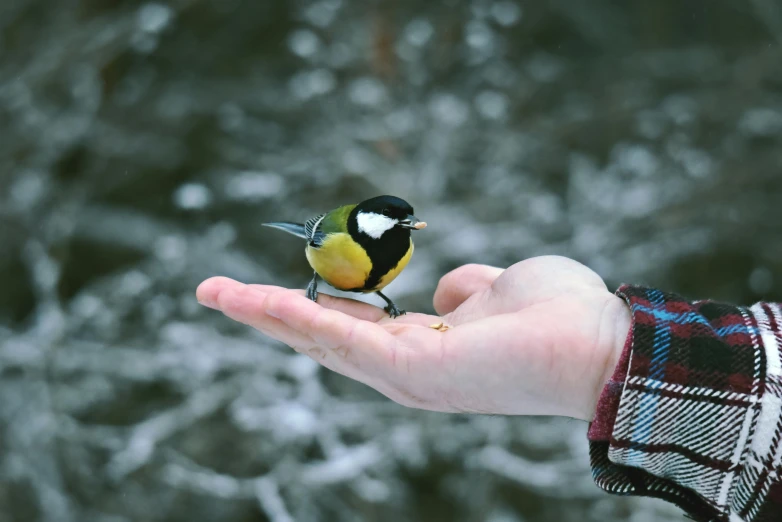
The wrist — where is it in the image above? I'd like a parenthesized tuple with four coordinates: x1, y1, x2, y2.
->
(585, 295, 631, 421)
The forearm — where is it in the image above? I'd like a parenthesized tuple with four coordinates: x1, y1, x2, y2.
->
(588, 285, 782, 522)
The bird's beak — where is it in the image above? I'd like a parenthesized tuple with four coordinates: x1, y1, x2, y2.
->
(399, 215, 427, 230)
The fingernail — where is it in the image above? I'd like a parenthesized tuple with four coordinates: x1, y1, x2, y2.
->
(266, 306, 280, 319)
(264, 294, 281, 319)
(196, 289, 220, 310)
(197, 297, 218, 310)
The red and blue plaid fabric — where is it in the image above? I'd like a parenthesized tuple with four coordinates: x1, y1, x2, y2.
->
(588, 285, 782, 522)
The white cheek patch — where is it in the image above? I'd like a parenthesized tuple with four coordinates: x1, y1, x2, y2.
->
(357, 212, 397, 239)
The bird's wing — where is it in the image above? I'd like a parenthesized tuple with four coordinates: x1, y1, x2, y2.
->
(304, 213, 327, 247)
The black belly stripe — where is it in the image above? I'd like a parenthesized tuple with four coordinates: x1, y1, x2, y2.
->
(364, 239, 411, 290)
(347, 209, 412, 291)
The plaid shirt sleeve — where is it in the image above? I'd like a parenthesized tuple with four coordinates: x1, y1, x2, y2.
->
(587, 285, 782, 522)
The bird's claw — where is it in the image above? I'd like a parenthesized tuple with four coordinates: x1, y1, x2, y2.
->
(305, 280, 318, 302)
(384, 304, 406, 319)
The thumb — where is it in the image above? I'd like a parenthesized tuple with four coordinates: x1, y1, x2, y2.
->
(433, 264, 503, 315)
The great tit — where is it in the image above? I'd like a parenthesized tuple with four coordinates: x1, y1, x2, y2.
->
(263, 195, 426, 318)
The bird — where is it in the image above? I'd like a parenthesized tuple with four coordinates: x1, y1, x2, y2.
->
(262, 195, 426, 318)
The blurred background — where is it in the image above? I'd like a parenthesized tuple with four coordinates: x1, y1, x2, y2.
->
(1, 0, 781, 520)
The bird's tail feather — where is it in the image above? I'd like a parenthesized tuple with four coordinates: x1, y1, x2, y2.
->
(262, 221, 308, 239)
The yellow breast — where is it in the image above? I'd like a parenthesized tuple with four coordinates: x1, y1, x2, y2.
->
(305, 235, 414, 293)
(305, 233, 372, 291)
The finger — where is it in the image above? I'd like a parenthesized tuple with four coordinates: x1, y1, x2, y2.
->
(247, 284, 443, 327)
(256, 289, 450, 401)
(200, 279, 328, 346)
(205, 279, 396, 323)
(262, 290, 461, 384)
(197, 276, 242, 309)
(216, 284, 381, 381)
(248, 284, 388, 323)
(200, 278, 395, 369)
(433, 264, 504, 315)
(201, 279, 445, 394)
(247, 284, 288, 294)
(263, 290, 394, 354)
(215, 284, 317, 349)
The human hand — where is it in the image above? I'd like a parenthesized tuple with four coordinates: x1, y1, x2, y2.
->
(196, 256, 630, 421)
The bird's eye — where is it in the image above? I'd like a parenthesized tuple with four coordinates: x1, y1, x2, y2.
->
(382, 209, 391, 217)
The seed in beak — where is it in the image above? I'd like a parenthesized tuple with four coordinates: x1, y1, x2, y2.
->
(413, 221, 427, 230)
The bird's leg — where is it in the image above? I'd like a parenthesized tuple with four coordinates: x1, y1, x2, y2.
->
(376, 291, 405, 318)
(306, 272, 319, 302)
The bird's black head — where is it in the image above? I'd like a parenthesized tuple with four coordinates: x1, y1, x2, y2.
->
(350, 195, 425, 240)
(357, 195, 413, 220)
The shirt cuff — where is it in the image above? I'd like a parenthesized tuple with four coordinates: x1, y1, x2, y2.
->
(586, 285, 779, 522)
(587, 313, 632, 442)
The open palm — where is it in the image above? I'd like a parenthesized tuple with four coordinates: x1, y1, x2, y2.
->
(197, 256, 630, 421)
